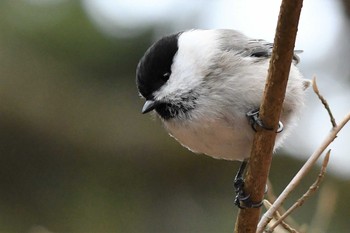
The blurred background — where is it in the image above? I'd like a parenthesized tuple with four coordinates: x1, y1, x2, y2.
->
(0, 0, 349, 232)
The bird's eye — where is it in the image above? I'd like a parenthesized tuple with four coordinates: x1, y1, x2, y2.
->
(162, 72, 171, 81)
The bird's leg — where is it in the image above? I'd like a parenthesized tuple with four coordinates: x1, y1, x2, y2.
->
(234, 160, 263, 209)
(246, 108, 283, 133)
(234, 108, 278, 209)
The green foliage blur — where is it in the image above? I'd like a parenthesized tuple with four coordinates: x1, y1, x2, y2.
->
(0, 1, 349, 233)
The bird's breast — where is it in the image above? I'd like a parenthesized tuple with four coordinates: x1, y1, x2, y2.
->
(163, 117, 253, 161)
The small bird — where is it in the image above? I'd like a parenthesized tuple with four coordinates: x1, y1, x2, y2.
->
(136, 29, 310, 208)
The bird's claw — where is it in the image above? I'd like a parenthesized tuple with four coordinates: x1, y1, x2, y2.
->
(234, 176, 263, 209)
(234, 161, 263, 209)
(246, 109, 283, 133)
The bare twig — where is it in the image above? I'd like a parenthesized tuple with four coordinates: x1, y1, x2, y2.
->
(312, 77, 337, 127)
(265, 180, 300, 230)
(263, 200, 300, 233)
(257, 112, 350, 232)
(234, 1, 303, 231)
(266, 150, 331, 232)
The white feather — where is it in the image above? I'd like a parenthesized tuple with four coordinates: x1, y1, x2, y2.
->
(154, 29, 310, 161)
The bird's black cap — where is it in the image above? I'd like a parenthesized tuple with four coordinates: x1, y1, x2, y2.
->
(136, 32, 181, 100)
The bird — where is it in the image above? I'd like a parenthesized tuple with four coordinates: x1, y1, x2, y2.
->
(136, 29, 310, 208)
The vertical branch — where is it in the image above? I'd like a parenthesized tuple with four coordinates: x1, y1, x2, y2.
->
(234, 1, 303, 232)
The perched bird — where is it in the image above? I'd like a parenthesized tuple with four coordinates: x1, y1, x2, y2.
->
(136, 29, 310, 208)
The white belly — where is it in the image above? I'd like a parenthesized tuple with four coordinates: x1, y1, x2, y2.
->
(163, 118, 254, 161)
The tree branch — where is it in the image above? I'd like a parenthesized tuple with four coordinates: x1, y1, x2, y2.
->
(266, 150, 330, 232)
(257, 112, 350, 232)
(265, 179, 300, 229)
(263, 200, 300, 233)
(234, 1, 303, 232)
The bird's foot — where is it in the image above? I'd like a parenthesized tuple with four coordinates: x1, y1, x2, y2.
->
(234, 161, 263, 209)
(246, 108, 283, 133)
(234, 175, 263, 209)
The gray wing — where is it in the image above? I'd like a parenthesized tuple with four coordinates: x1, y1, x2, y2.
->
(217, 29, 301, 64)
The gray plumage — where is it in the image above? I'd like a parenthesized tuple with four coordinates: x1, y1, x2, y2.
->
(137, 29, 310, 160)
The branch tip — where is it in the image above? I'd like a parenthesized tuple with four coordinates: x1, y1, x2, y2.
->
(312, 77, 337, 127)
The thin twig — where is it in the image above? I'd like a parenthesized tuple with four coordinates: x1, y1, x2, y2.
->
(263, 200, 300, 233)
(257, 113, 350, 232)
(265, 180, 300, 229)
(265, 179, 299, 228)
(266, 150, 331, 232)
(312, 77, 337, 127)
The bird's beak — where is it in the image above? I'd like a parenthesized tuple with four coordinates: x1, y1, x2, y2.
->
(142, 100, 159, 114)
